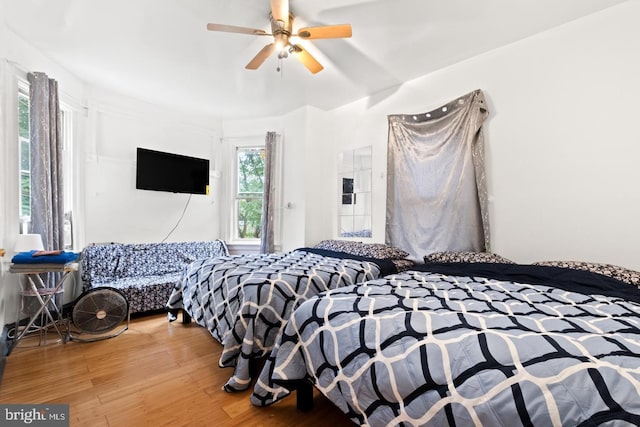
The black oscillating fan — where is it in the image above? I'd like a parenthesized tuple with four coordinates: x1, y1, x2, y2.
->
(69, 287, 130, 342)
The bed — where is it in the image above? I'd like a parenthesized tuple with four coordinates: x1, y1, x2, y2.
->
(251, 258, 640, 426)
(166, 242, 411, 392)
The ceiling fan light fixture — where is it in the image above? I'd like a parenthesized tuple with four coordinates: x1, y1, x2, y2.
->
(278, 49, 289, 59)
(274, 33, 287, 48)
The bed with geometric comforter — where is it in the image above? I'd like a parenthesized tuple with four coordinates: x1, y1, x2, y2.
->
(166, 247, 396, 392)
(251, 262, 640, 426)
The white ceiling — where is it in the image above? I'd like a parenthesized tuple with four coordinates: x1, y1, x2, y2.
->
(4, 0, 627, 118)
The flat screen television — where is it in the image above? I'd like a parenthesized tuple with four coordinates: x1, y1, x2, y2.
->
(136, 147, 209, 195)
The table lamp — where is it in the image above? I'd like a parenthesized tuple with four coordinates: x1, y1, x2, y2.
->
(14, 233, 45, 253)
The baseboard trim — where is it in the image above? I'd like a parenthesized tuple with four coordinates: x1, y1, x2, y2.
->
(0, 355, 6, 385)
(0, 325, 8, 384)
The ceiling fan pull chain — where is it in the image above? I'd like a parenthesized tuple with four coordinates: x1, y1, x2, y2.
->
(277, 57, 284, 76)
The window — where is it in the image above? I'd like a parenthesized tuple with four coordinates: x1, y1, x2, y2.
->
(234, 146, 265, 240)
(17, 80, 75, 248)
(60, 105, 75, 249)
(18, 83, 31, 232)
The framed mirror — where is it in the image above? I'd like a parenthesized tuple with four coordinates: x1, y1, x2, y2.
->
(338, 146, 372, 237)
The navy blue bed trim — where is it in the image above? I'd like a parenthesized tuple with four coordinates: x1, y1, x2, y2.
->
(415, 262, 640, 303)
(297, 247, 398, 276)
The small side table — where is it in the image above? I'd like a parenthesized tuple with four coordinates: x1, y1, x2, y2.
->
(8, 262, 78, 352)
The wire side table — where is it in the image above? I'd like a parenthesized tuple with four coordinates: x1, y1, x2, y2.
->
(8, 262, 78, 353)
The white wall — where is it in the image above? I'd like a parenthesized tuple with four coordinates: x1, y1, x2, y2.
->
(484, 2, 640, 269)
(320, 1, 640, 270)
(302, 106, 335, 246)
(83, 88, 222, 244)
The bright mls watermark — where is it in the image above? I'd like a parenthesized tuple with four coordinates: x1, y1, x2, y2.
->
(1, 404, 69, 426)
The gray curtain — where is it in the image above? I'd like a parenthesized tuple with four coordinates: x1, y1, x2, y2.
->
(28, 72, 64, 252)
(260, 131, 277, 253)
(386, 89, 490, 261)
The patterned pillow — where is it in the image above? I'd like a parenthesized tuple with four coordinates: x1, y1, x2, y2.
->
(532, 260, 640, 288)
(313, 240, 410, 260)
(424, 251, 514, 264)
(391, 258, 416, 272)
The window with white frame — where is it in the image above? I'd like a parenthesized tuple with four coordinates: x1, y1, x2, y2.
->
(17, 79, 75, 248)
(234, 145, 265, 240)
(60, 104, 74, 249)
(18, 82, 31, 232)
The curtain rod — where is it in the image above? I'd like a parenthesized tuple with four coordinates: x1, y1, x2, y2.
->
(4, 58, 28, 74)
(4, 58, 88, 109)
(221, 133, 281, 141)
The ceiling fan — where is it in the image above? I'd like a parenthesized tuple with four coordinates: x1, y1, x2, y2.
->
(206, 0, 352, 74)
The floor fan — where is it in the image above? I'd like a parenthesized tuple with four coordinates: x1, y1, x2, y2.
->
(69, 287, 130, 342)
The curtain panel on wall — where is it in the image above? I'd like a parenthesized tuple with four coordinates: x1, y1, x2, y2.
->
(260, 131, 277, 254)
(28, 71, 64, 252)
(386, 89, 490, 261)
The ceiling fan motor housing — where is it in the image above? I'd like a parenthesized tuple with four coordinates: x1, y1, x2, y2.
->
(270, 12, 294, 45)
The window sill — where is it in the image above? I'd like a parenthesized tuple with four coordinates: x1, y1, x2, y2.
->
(226, 242, 260, 256)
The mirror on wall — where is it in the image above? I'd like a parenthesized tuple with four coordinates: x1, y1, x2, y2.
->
(338, 146, 372, 238)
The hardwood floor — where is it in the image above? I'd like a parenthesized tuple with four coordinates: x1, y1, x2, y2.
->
(0, 314, 356, 427)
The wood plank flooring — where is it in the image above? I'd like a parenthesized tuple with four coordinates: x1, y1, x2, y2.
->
(0, 314, 356, 427)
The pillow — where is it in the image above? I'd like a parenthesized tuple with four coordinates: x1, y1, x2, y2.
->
(532, 260, 640, 288)
(313, 240, 410, 260)
(391, 258, 416, 272)
(424, 251, 514, 264)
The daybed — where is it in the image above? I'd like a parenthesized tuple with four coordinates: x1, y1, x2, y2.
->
(80, 240, 228, 314)
(165, 240, 414, 392)
(252, 253, 640, 426)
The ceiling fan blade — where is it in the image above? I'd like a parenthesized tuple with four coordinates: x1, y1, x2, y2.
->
(296, 24, 352, 39)
(270, 0, 289, 22)
(207, 23, 268, 36)
(246, 43, 278, 70)
(291, 44, 324, 74)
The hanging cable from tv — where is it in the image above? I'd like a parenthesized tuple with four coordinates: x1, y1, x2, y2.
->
(160, 194, 192, 243)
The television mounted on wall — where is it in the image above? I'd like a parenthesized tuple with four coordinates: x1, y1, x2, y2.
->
(136, 147, 210, 195)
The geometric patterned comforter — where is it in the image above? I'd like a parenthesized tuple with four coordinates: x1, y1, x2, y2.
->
(166, 248, 395, 392)
(251, 263, 640, 426)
